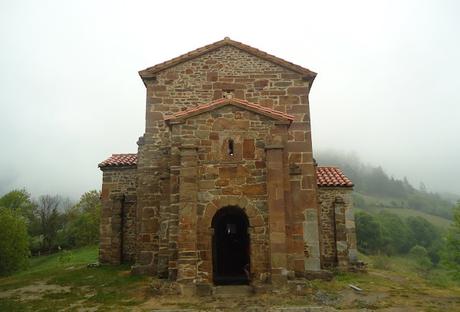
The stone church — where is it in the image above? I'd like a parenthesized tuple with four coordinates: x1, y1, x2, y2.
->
(98, 37, 357, 291)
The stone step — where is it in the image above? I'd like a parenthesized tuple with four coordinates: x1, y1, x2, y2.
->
(213, 285, 254, 297)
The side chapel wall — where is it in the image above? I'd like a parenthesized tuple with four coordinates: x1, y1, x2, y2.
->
(317, 187, 357, 269)
(100, 167, 137, 265)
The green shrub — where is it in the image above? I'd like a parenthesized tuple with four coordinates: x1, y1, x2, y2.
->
(58, 250, 74, 264)
(0, 208, 30, 275)
(372, 255, 392, 270)
(442, 202, 460, 279)
(355, 212, 383, 254)
(409, 245, 432, 273)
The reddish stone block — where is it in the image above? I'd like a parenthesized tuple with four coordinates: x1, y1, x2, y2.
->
(242, 183, 266, 195)
(255, 161, 265, 168)
(215, 179, 229, 187)
(243, 139, 255, 159)
(213, 82, 244, 90)
(166, 71, 179, 80)
(152, 85, 166, 92)
(209, 132, 219, 140)
(207, 72, 218, 82)
(150, 97, 163, 104)
(286, 141, 310, 153)
(294, 131, 304, 142)
(279, 95, 300, 105)
(287, 87, 306, 95)
(219, 166, 237, 179)
(288, 105, 308, 114)
(254, 79, 269, 89)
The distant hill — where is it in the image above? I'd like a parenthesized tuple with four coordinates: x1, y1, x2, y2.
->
(315, 151, 456, 220)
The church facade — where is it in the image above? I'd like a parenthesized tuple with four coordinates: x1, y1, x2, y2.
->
(98, 38, 357, 290)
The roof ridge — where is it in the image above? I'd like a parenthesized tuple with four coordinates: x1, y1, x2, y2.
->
(139, 37, 316, 79)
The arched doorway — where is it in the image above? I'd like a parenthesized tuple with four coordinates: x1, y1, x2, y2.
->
(212, 206, 250, 285)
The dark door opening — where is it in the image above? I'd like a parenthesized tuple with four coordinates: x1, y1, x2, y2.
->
(212, 206, 250, 285)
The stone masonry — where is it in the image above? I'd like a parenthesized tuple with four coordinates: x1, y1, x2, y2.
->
(98, 38, 357, 292)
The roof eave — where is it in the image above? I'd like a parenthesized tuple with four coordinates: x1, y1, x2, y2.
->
(318, 184, 354, 188)
(98, 164, 137, 171)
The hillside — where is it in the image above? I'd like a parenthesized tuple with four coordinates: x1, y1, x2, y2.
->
(316, 151, 457, 220)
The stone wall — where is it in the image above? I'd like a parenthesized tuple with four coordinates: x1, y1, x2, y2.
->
(169, 105, 286, 283)
(100, 166, 137, 264)
(317, 187, 357, 269)
(137, 44, 320, 280)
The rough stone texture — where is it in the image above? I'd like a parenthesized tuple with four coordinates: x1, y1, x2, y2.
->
(100, 167, 137, 264)
(98, 40, 358, 291)
(317, 188, 357, 269)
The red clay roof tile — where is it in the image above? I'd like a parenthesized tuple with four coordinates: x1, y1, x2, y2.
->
(98, 154, 137, 168)
(316, 167, 354, 187)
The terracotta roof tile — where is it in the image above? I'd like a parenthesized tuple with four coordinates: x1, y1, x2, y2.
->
(98, 154, 137, 168)
(139, 37, 316, 80)
(164, 98, 294, 123)
(316, 167, 354, 187)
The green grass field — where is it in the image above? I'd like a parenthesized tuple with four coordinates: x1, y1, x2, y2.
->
(1, 246, 459, 311)
(0, 246, 149, 311)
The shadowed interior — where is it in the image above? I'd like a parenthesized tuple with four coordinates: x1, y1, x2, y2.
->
(212, 206, 250, 285)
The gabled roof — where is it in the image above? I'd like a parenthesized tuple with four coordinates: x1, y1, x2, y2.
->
(98, 154, 137, 169)
(139, 37, 317, 80)
(316, 167, 354, 187)
(164, 97, 294, 124)
(98, 154, 354, 188)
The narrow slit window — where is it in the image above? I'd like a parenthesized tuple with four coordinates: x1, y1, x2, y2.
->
(228, 139, 234, 156)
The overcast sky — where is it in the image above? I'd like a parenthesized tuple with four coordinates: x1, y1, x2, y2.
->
(1, 0, 459, 199)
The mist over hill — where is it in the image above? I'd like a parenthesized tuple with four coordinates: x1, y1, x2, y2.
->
(315, 150, 458, 219)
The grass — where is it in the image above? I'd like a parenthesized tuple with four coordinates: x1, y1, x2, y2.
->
(309, 254, 460, 311)
(1, 247, 460, 311)
(0, 246, 150, 311)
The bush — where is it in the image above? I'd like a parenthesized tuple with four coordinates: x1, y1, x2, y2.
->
(0, 208, 30, 275)
(409, 245, 432, 273)
(355, 212, 383, 254)
(442, 202, 460, 279)
(58, 250, 74, 264)
(372, 255, 392, 270)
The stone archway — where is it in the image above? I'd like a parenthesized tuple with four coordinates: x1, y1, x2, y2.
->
(212, 206, 250, 285)
(197, 196, 268, 284)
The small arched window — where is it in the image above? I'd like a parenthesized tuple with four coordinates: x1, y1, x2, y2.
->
(227, 139, 234, 156)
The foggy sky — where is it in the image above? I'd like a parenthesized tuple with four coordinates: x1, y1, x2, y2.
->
(1, 0, 459, 199)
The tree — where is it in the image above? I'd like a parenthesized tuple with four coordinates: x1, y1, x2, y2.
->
(34, 195, 62, 252)
(355, 212, 383, 254)
(60, 190, 101, 248)
(0, 189, 35, 222)
(0, 209, 29, 275)
(443, 202, 460, 279)
(377, 212, 413, 255)
(406, 216, 440, 249)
